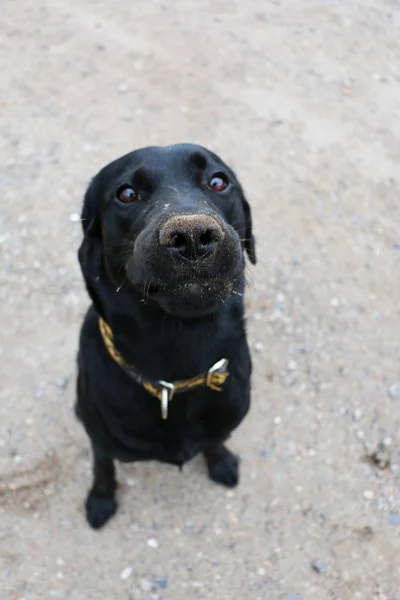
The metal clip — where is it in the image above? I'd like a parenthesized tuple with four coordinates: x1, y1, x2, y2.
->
(206, 358, 229, 387)
(159, 380, 175, 420)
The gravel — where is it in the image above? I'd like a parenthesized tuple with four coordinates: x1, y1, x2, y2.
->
(311, 559, 327, 573)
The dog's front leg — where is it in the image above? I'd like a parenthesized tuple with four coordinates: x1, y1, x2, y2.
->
(203, 443, 239, 488)
(85, 443, 118, 529)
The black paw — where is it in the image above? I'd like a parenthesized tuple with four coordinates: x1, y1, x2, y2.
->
(206, 450, 240, 488)
(85, 489, 118, 529)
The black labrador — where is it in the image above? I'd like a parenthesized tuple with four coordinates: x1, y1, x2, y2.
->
(76, 143, 256, 529)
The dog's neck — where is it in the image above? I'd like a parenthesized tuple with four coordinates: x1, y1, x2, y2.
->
(94, 278, 246, 380)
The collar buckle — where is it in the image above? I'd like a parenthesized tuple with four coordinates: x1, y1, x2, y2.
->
(206, 358, 229, 388)
(159, 380, 175, 420)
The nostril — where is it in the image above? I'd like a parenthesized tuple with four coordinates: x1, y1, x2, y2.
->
(199, 229, 214, 248)
(171, 232, 187, 250)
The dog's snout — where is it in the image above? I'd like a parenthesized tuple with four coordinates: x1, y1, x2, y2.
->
(159, 215, 225, 260)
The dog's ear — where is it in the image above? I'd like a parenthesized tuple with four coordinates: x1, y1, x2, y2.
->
(80, 177, 102, 237)
(78, 179, 106, 318)
(240, 192, 257, 265)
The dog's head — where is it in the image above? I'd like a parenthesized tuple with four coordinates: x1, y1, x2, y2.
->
(79, 144, 256, 319)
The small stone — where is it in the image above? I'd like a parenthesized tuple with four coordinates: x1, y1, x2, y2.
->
(388, 383, 399, 398)
(287, 359, 298, 371)
(330, 297, 339, 306)
(353, 408, 363, 421)
(147, 537, 159, 549)
(254, 341, 264, 352)
(56, 572, 63, 580)
(368, 438, 392, 469)
(56, 557, 65, 566)
(126, 478, 135, 487)
(388, 514, 400, 526)
(56, 377, 69, 390)
(274, 416, 281, 425)
(311, 559, 327, 573)
(363, 489, 374, 500)
(69, 212, 80, 223)
(155, 575, 168, 589)
(118, 82, 129, 93)
(140, 578, 152, 591)
(258, 567, 266, 576)
(258, 449, 273, 458)
(192, 581, 203, 588)
(120, 566, 133, 580)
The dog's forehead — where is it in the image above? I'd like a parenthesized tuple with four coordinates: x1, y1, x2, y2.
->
(115, 144, 227, 175)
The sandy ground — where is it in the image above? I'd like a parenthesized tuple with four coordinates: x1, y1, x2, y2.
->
(1, 1, 400, 598)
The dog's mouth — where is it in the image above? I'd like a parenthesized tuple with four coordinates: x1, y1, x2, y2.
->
(135, 278, 236, 317)
(139, 279, 231, 298)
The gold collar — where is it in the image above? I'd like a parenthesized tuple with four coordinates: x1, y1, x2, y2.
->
(98, 317, 229, 419)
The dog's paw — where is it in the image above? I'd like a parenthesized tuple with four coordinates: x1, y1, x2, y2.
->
(85, 490, 118, 529)
(206, 449, 239, 488)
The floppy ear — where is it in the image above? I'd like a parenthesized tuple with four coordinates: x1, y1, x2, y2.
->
(241, 194, 257, 265)
(78, 179, 107, 318)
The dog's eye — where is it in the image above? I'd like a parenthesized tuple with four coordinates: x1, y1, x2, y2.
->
(117, 186, 137, 203)
(207, 174, 229, 192)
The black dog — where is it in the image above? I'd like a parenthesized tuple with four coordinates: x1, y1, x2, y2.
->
(75, 143, 256, 529)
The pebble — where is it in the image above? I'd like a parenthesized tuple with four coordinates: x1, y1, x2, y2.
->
(274, 416, 281, 425)
(118, 82, 130, 93)
(140, 578, 152, 591)
(287, 359, 298, 371)
(258, 449, 273, 458)
(69, 212, 80, 223)
(155, 575, 168, 589)
(56, 377, 69, 390)
(388, 514, 400, 526)
(353, 408, 363, 421)
(254, 341, 264, 352)
(368, 437, 392, 469)
(311, 559, 327, 573)
(363, 489, 374, 500)
(120, 566, 133, 580)
(330, 297, 339, 306)
(388, 383, 399, 398)
(147, 537, 159, 549)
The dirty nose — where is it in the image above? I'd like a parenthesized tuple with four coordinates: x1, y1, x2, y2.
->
(159, 214, 225, 260)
